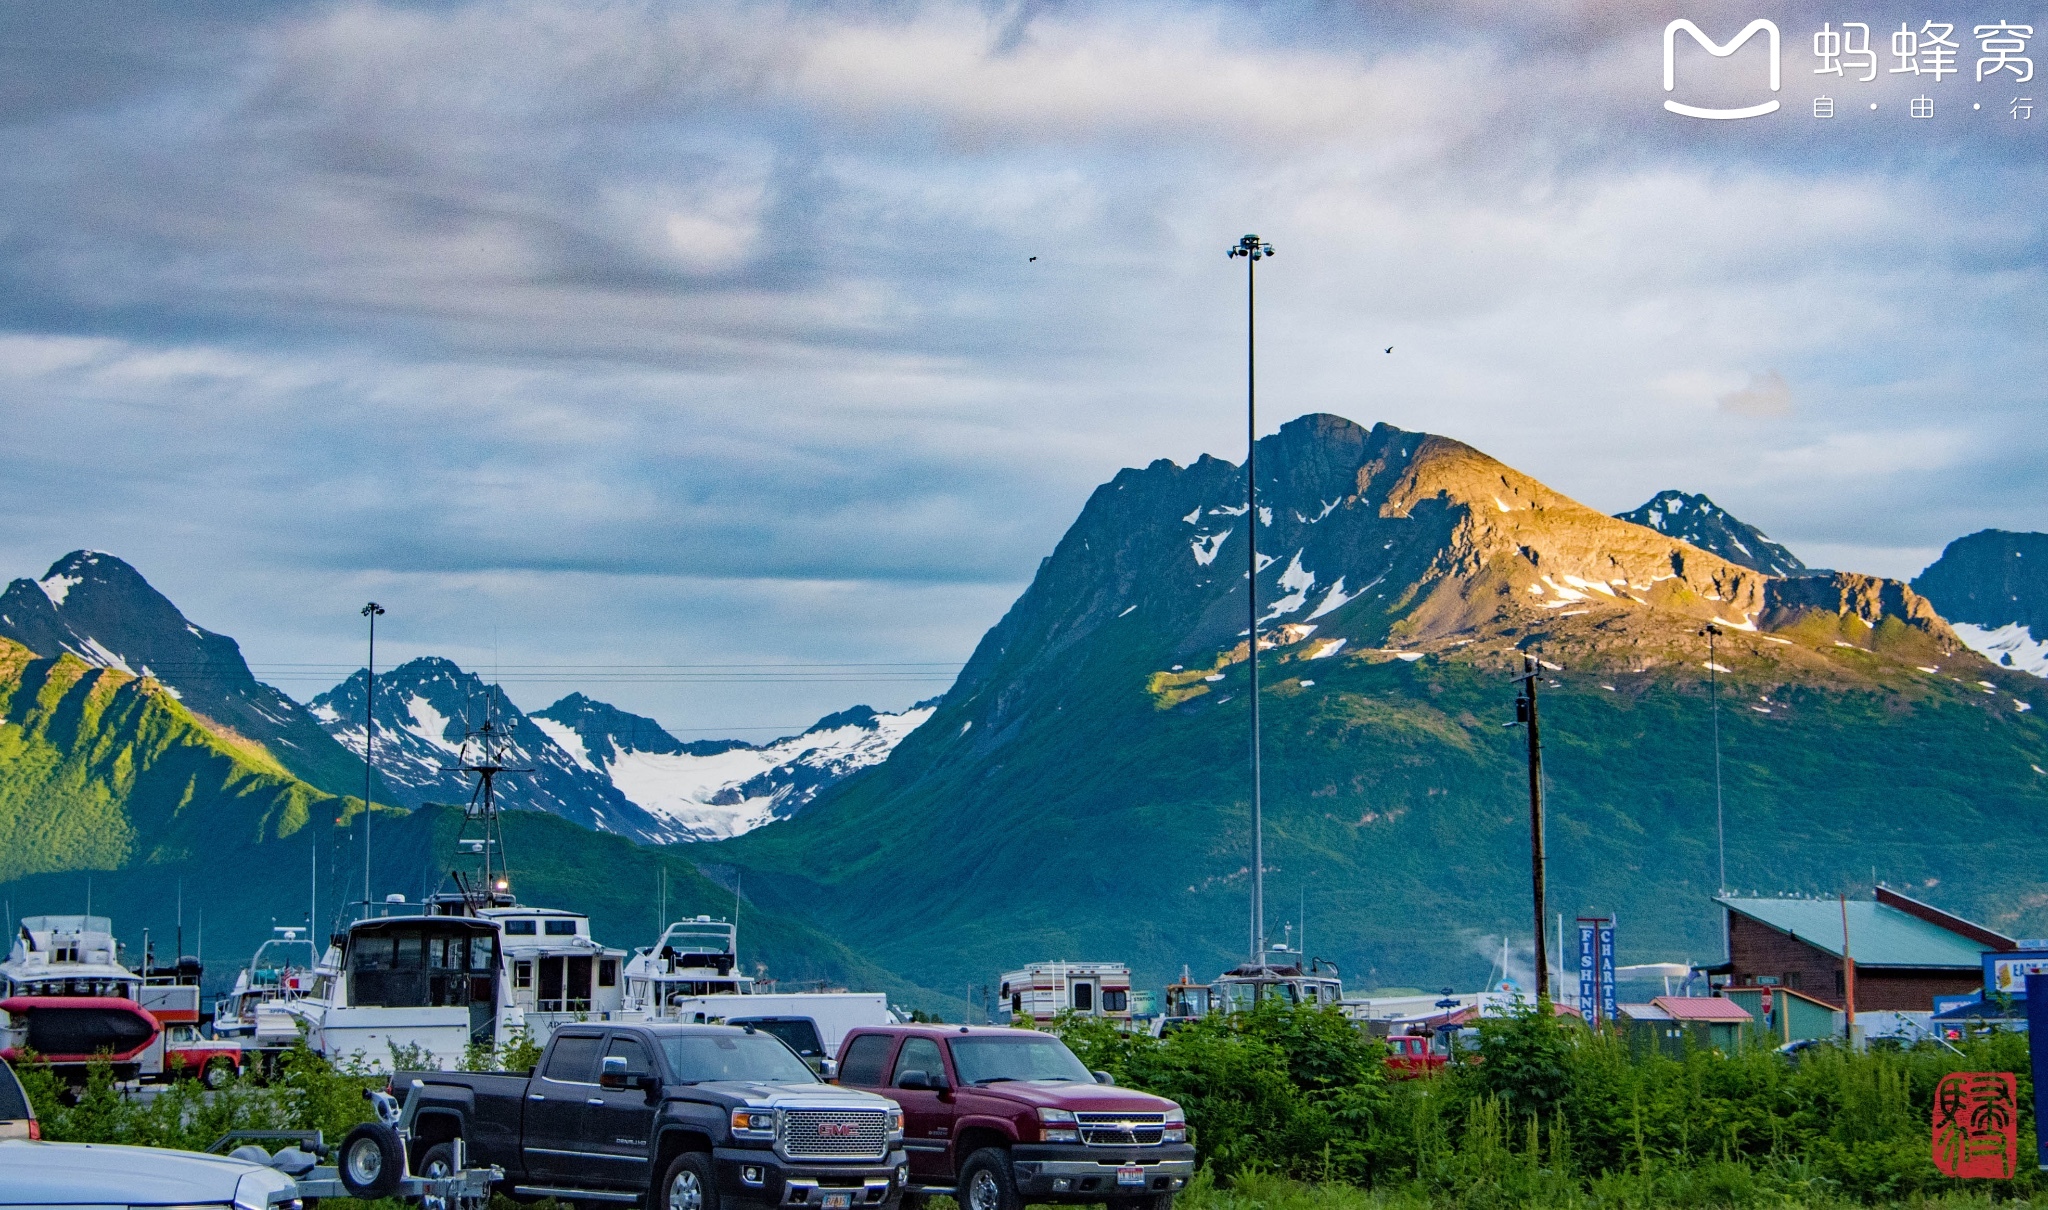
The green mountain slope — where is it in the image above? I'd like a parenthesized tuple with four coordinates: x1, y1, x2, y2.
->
(0, 638, 350, 885)
(0, 634, 927, 1003)
(715, 414, 2048, 996)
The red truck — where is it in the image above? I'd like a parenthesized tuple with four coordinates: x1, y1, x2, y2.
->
(835, 1026, 1194, 1210)
(1382, 1034, 1447, 1078)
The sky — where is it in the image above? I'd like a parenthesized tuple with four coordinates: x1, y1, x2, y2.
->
(2, 0, 2043, 737)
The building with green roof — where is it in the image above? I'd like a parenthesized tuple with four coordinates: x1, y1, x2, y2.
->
(1710, 886, 2013, 1012)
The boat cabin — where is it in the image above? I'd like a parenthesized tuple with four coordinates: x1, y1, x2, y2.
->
(214, 927, 319, 1038)
(481, 906, 626, 1029)
(3, 916, 140, 1001)
(342, 916, 501, 1041)
(1213, 959, 1344, 1013)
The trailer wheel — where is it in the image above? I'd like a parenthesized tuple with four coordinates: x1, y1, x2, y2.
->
(419, 1142, 458, 1180)
(338, 1121, 404, 1199)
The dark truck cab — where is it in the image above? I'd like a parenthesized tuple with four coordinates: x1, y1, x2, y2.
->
(392, 1022, 907, 1210)
(836, 1026, 1194, 1210)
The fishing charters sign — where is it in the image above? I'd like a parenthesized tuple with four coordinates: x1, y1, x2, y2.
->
(1931, 1071, 2018, 1178)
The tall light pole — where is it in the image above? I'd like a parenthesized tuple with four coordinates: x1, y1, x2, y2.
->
(1704, 623, 1725, 892)
(1227, 233, 1273, 965)
(360, 602, 384, 908)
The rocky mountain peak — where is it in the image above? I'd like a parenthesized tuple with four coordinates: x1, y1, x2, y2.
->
(1615, 490, 1811, 578)
(1912, 529, 2048, 677)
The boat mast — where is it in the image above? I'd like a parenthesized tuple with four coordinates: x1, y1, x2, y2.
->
(1228, 233, 1274, 966)
(453, 686, 528, 912)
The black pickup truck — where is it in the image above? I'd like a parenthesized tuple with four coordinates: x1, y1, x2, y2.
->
(392, 1022, 907, 1210)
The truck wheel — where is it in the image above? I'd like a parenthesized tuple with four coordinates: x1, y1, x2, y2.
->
(958, 1149, 1022, 1210)
(419, 1142, 458, 1180)
(202, 1059, 236, 1090)
(338, 1121, 404, 1199)
(658, 1151, 719, 1210)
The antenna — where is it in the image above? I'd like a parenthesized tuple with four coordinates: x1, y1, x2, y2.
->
(1704, 624, 1725, 891)
(449, 684, 530, 912)
(1226, 232, 1275, 965)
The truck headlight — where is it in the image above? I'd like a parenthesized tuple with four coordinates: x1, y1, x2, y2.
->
(1037, 1106, 1079, 1143)
(887, 1108, 904, 1141)
(1162, 1108, 1186, 1144)
(732, 1108, 777, 1138)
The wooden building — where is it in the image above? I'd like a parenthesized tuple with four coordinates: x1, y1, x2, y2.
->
(1710, 887, 2013, 1012)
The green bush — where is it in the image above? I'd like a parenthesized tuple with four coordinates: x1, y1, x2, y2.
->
(1058, 1001, 2042, 1206)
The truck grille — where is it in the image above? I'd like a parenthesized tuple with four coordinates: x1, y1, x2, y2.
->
(780, 1109, 892, 1160)
(1076, 1112, 1166, 1147)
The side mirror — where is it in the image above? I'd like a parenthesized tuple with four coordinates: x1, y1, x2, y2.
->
(635, 1073, 662, 1091)
(818, 1058, 839, 1080)
(895, 1069, 931, 1091)
(930, 1070, 952, 1093)
(599, 1055, 629, 1089)
(1092, 1070, 1115, 1086)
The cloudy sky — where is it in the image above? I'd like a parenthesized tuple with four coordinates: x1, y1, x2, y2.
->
(2, 0, 2042, 735)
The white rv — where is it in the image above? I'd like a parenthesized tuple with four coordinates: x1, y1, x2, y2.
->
(1000, 960, 1132, 1024)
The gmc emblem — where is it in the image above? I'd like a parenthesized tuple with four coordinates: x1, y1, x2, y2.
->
(818, 1122, 858, 1137)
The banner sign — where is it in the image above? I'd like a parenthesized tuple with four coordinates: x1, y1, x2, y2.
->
(1577, 921, 1598, 1022)
(1932, 1071, 2018, 1178)
(1984, 950, 2048, 999)
(1597, 922, 1618, 1025)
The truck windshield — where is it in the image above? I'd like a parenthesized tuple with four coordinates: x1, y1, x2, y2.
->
(950, 1036, 1092, 1084)
(660, 1033, 819, 1084)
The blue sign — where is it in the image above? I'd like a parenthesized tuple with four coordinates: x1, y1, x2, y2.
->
(2027, 975, 2048, 1169)
(1578, 923, 1597, 1022)
(1985, 950, 2048, 999)
(1598, 923, 1618, 1024)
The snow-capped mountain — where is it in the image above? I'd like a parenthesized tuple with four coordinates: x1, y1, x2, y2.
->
(308, 657, 681, 842)
(532, 693, 938, 840)
(0, 551, 368, 796)
(1913, 530, 2048, 678)
(1615, 491, 1812, 578)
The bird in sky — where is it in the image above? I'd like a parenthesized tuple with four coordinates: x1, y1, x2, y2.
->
(1384, 346, 1393, 354)
(1029, 256, 1037, 262)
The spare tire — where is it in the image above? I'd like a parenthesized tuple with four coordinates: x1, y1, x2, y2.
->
(339, 1121, 404, 1199)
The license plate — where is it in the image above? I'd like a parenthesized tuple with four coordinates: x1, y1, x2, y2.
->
(823, 1194, 852, 1209)
(1118, 1167, 1146, 1187)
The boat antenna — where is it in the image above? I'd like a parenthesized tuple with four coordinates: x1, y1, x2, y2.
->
(450, 683, 529, 912)
(361, 602, 384, 910)
(733, 872, 742, 953)
(1227, 232, 1274, 966)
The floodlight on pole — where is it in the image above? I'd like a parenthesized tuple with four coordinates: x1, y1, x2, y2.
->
(1226, 233, 1273, 964)
(360, 602, 384, 909)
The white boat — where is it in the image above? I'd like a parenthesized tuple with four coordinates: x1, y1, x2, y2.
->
(622, 914, 755, 1010)
(2, 915, 141, 1001)
(212, 927, 320, 1039)
(1209, 941, 1345, 1013)
(278, 895, 527, 1071)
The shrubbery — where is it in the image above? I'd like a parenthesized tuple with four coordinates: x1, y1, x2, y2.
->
(1055, 1001, 2039, 1206)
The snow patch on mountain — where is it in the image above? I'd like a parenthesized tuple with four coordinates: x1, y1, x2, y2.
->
(593, 704, 937, 841)
(1952, 622, 2048, 678)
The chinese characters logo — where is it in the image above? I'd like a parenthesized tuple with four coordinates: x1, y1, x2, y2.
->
(1665, 17, 2036, 119)
(1931, 1072, 2017, 1179)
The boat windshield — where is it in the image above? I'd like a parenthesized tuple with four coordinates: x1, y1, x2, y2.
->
(950, 1036, 1092, 1085)
(660, 1032, 818, 1084)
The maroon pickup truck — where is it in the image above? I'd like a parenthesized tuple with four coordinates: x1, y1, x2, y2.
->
(835, 1026, 1194, 1210)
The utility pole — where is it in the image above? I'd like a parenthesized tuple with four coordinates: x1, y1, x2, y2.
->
(1227, 232, 1274, 965)
(1840, 893, 1857, 1036)
(360, 602, 385, 909)
(1514, 653, 1550, 1001)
